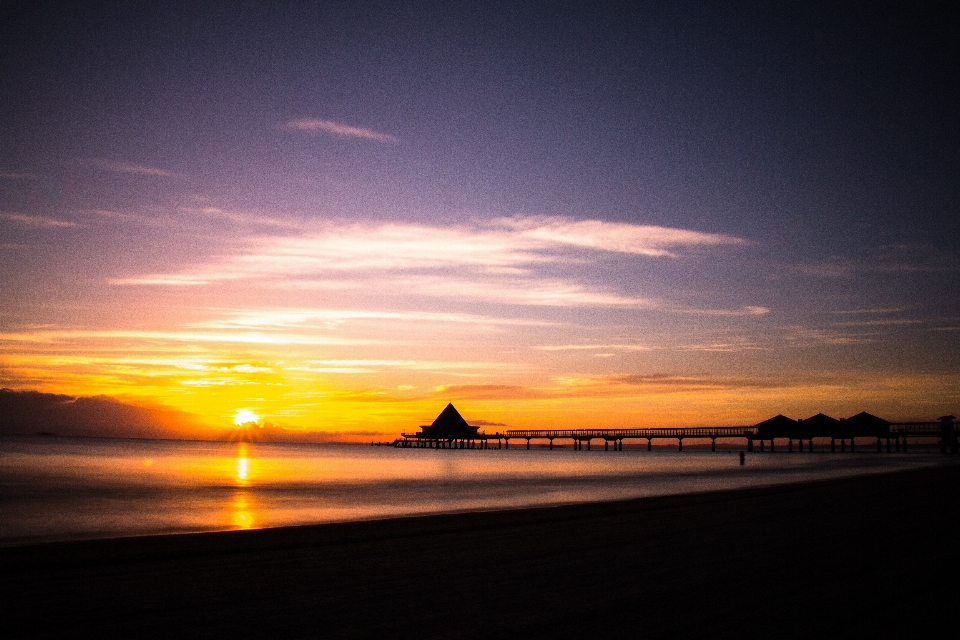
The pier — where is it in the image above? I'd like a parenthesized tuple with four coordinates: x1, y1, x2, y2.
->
(501, 427, 749, 451)
(395, 433, 503, 449)
(395, 406, 958, 453)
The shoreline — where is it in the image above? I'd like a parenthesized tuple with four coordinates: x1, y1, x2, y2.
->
(3, 462, 958, 638)
(1, 451, 951, 549)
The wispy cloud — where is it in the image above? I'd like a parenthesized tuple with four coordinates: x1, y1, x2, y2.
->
(781, 326, 873, 346)
(190, 308, 556, 330)
(833, 319, 923, 327)
(0, 212, 76, 228)
(430, 384, 541, 400)
(288, 359, 515, 376)
(109, 275, 211, 286)
(671, 305, 769, 316)
(284, 118, 398, 143)
(535, 339, 764, 353)
(89, 158, 183, 178)
(595, 373, 776, 389)
(401, 275, 657, 307)
(303, 358, 513, 371)
(109, 217, 750, 312)
(536, 343, 652, 352)
(829, 306, 913, 315)
(180, 206, 302, 229)
(430, 372, 782, 401)
(798, 253, 959, 278)
(500, 215, 747, 258)
(0, 329, 372, 347)
(675, 341, 766, 352)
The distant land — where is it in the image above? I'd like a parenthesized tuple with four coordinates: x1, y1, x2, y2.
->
(0, 389, 357, 443)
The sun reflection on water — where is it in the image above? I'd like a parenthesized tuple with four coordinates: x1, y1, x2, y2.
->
(234, 443, 250, 486)
(229, 443, 256, 528)
(231, 491, 255, 529)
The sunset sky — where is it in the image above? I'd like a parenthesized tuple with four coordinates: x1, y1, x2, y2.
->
(2, 2, 958, 437)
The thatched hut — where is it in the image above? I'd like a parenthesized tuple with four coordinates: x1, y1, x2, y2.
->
(417, 403, 479, 438)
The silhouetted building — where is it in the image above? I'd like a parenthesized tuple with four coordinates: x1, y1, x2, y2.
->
(798, 413, 841, 435)
(842, 411, 891, 436)
(755, 414, 798, 438)
(417, 403, 479, 438)
(755, 412, 896, 438)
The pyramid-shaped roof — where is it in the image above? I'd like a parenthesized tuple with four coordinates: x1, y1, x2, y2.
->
(801, 412, 839, 424)
(754, 414, 798, 436)
(842, 411, 890, 434)
(418, 403, 479, 437)
(798, 413, 840, 435)
(430, 403, 471, 431)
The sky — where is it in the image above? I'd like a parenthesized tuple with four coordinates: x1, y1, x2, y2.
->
(2, 1, 958, 438)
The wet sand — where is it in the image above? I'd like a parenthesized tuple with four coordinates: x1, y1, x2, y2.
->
(3, 463, 958, 639)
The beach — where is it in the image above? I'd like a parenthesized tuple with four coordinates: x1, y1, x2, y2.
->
(3, 462, 957, 638)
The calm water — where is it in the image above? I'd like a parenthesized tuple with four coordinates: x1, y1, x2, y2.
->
(0, 435, 951, 546)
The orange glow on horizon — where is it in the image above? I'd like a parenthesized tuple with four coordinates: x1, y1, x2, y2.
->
(2, 311, 958, 437)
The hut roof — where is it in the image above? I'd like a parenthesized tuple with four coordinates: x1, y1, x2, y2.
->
(418, 403, 479, 437)
(798, 413, 840, 434)
(754, 413, 797, 429)
(843, 411, 890, 427)
(800, 412, 840, 425)
(430, 403, 471, 431)
(754, 414, 797, 438)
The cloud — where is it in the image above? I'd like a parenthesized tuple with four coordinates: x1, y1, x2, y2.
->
(109, 217, 750, 311)
(468, 419, 509, 427)
(284, 118, 398, 143)
(109, 275, 211, 286)
(286, 358, 517, 377)
(798, 253, 959, 278)
(0, 389, 209, 439)
(431, 384, 542, 400)
(595, 373, 776, 389)
(180, 206, 302, 229)
(675, 341, 764, 352)
(780, 326, 872, 346)
(298, 359, 515, 373)
(829, 306, 913, 315)
(402, 275, 656, 307)
(0, 171, 38, 180)
(833, 319, 923, 327)
(0, 329, 372, 347)
(188, 308, 556, 330)
(670, 305, 769, 316)
(429, 373, 782, 401)
(89, 158, 182, 178)
(536, 344, 652, 352)
(537, 339, 764, 353)
(0, 212, 76, 228)
(500, 215, 747, 258)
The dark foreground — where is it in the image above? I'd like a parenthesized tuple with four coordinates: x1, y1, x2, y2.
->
(3, 464, 958, 639)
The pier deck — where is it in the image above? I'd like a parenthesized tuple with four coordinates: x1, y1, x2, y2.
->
(395, 419, 958, 453)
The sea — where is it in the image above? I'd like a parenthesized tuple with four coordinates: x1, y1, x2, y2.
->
(0, 435, 952, 547)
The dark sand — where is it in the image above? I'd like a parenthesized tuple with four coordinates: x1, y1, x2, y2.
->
(3, 463, 958, 639)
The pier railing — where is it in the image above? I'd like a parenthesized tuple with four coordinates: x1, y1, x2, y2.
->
(889, 422, 942, 435)
(504, 427, 754, 439)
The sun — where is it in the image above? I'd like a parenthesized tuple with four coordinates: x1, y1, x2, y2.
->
(233, 409, 259, 427)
